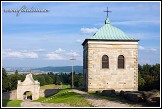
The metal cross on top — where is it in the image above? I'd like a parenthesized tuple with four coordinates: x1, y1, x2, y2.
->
(104, 7, 112, 18)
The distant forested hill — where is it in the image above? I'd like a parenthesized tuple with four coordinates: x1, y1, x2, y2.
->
(32, 66, 83, 73)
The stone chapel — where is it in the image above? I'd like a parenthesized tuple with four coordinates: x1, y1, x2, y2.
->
(82, 16, 139, 92)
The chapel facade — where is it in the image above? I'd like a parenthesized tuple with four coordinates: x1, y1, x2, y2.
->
(82, 17, 139, 92)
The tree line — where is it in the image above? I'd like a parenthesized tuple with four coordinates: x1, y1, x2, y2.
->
(138, 64, 160, 91)
(2, 63, 160, 92)
(2, 68, 83, 92)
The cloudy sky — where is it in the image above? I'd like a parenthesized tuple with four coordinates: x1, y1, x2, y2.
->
(2, 2, 160, 67)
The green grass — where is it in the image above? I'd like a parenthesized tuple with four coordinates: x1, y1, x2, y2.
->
(40, 84, 71, 90)
(34, 88, 70, 102)
(34, 84, 92, 107)
(62, 84, 71, 89)
(40, 84, 61, 89)
(90, 93, 122, 101)
(2, 99, 22, 107)
(47, 92, 92, 107)
(35, 89, 92, 107)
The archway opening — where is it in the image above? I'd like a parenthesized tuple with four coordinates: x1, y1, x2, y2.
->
(23, 91, 32, 100)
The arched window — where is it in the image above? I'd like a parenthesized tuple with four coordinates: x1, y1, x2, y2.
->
(118, 55, 124, 69)
(102, 55, 109, 68)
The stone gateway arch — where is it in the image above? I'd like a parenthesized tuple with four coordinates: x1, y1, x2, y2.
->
(17, 73, 40, 100)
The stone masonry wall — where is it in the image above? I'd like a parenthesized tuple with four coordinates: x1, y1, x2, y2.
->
(83, 44, 88, 91)
(3, 89, 59, 100)
(84, 42, 138, 92)
(17, 84, 40, 100)
(2, 90, 17, 100)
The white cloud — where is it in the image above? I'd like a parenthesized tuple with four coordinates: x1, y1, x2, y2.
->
(138, 46, 157, 52)
(139, 45, 145, 50)
(67, 52, 80, 57)
(46, 49, 80, 60)
(46, 53, 64, 60)
(3, 49, 38, 58)
(24, 52, 38, 58)
(55, 48, 65, 53)
(80, 27, 98, 34)
(46, 48, 67, 60)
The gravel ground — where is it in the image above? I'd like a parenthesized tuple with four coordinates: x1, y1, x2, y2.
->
(71, 89, 138, 107)
(21, 100, 70, 107)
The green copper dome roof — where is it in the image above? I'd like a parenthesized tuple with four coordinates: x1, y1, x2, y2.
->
(90, 18, 135, 40)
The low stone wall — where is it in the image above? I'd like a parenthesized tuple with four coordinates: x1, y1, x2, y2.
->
(3, 89, 60, 100)
(2, 90, 17, 100)
(40, 89, 60, 97)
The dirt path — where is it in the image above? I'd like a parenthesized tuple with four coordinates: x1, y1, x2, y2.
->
(71, 89, 135, 107)
(21, 100, 70, 107)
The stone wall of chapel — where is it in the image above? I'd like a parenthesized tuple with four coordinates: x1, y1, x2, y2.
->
(86, 43, 138, 92)
(83, 44, 88, 91)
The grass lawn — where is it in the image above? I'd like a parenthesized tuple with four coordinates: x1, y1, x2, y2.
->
(34, 88, 70, 102)
(35, 88, 92, 107)
(2, 99, 22, 107)
(62, 84, 71, 89)
(47, 92, 92, 107)
(40, 84, 71, 90)
(40, 84, 61, 90)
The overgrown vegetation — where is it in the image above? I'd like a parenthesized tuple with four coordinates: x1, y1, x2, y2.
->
(2, 99, 22, 107)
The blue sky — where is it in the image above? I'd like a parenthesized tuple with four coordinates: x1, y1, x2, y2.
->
(2, 2, 160, 67)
